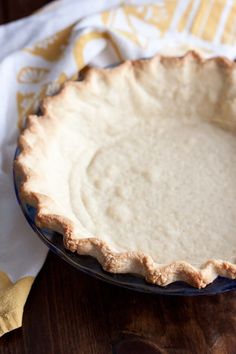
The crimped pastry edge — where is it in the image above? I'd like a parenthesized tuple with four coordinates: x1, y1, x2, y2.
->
(14, 51, 236, 289)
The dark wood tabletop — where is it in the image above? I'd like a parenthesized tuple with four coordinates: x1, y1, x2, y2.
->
(1, 1, 236, 353)
(1, 251, 236, 354)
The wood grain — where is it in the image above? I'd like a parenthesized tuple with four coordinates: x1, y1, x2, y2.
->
(0, 0, 6, 23)
(1, 252, 236, 354)
(0, 0, 52, 23)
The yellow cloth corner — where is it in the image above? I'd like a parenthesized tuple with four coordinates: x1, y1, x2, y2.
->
(0, 272, 34, 337)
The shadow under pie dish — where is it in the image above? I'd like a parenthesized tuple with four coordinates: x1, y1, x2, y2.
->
(14, 51, 236, 289)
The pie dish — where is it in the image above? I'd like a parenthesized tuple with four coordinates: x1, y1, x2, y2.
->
(14, 51, 236, 288)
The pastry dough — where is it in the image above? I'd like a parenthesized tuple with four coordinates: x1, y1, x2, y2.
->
(15, 52, 236, 288)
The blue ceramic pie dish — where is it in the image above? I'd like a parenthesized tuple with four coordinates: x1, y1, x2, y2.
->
(14, 148, 236, 296)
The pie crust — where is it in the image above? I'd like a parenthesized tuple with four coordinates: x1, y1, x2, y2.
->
(15, 51, 236, 288)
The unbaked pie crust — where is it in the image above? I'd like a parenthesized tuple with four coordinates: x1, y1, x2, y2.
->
(15, 51, 236, 288)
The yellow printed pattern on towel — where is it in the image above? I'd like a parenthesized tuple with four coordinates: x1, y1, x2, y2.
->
(16, 1, 236, 128)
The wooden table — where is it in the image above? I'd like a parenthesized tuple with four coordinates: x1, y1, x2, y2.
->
(1, 252, 236, 353)
(1, 1, 236, 353)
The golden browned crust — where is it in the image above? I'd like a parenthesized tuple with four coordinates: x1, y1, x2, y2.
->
(14, 51, 236, 288)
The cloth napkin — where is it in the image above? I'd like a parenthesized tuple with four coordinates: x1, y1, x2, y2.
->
(1, 0, 236, 337)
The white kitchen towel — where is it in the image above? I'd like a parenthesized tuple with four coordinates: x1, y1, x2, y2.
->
(1, 0, 236, 336)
